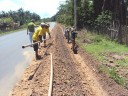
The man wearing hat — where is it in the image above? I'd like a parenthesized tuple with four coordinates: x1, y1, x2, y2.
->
(44, 23, 51, 46)
(32, 23, 51, 60)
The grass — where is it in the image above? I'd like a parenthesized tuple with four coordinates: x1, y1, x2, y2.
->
(116, 58, 128, 67)
(77, 31, 128, 86)
(99, 65, 125, 86)
(82, 35, 128, 56)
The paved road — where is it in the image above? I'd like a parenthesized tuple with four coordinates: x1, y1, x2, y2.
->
(0, 22, 55, 96)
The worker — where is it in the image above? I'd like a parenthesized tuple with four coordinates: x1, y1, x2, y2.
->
(32, 23, 51, 60)
(64, 27, 68, 39)
(71, 27, 78, 53)
(67, 27, 72, 43)
(27, 19, 37, 44)
(44, 23, 51, 47)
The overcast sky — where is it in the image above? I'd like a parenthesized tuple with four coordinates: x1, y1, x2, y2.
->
(0, 0, 66, 18)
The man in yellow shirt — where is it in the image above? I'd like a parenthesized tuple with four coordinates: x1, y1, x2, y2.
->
(44, 23, 50, 46)
(32, 23, 51, 60)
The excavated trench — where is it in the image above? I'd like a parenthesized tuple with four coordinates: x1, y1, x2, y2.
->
(11, 24, 128, 96)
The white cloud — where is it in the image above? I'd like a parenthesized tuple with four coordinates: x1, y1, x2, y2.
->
(0, 0, 19, 11)
(0, 0, 66, 18)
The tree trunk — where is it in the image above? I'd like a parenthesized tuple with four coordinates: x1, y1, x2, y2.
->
(118, 24, 123, 44)
(93, 0, 103, 18)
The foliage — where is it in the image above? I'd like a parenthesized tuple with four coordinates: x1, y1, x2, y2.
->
(77, 0, 94, 28)
(95, 11, 112, 28)
(54, 0, 127, 27)
(54, 0, 127, 44)
(55, 0, 74, 26)
(77, 31, 128, 86)
(0, 8, 40, 25)
(54, 0, 94, 28)
(41, 18, 52, 22)
(100, 65, 125, 86)
(0, 17, 13, 23)
(82, 33, 128, 59)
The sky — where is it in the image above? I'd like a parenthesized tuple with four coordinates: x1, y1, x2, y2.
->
(0, 0, 66, 18)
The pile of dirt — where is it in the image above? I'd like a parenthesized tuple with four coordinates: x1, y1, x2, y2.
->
(10, 24, 128, 96)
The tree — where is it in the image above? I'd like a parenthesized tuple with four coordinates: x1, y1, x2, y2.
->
(0, 8, 41, 25)
(54, 0, 128, 44)
(55, 0, 74, 26)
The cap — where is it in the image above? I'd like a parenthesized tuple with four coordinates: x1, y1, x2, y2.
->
(71, 27, 74, 31)
(40, 22, 45, 26)
(31, 19, 34, 22)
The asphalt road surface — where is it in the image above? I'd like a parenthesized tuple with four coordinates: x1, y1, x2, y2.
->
(0, 22, 55, 96)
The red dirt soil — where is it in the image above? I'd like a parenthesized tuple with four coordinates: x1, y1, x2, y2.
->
(10, 24, 128, 96)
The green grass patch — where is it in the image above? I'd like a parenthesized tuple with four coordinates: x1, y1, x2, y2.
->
(81, 33, 128, 60)
(99, 65, 126, 86)
(116, 57, 128, 67)
(77, 31, 128, 86)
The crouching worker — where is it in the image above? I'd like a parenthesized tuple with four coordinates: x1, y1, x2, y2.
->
(32, 23, 51, 60)
(44, 23, 51, 47)
(71, 27, 78, 54)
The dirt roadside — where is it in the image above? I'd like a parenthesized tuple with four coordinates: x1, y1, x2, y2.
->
(10, 24, 128, 96)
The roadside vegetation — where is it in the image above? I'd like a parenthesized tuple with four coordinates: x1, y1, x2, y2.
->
(53, 0, 128, 88)
(54, 0, 128, 44)
(77, 30, 128, 87)
(0, 8, 41, 36)
(1, 0, 128, 88)
(0, 21, 40, 36)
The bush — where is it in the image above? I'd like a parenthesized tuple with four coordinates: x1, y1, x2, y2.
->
(95, 11, 112, 29)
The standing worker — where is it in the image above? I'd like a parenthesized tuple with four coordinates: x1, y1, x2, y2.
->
(27, 19, 37, 44)
(32, 23, 51, 60)
(64, 27, 68, 39)
(67, 27, 72, 43)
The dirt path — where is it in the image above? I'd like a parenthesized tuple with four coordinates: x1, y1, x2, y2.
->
(10, 24, 128, 96)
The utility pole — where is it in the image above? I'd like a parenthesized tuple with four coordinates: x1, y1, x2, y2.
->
(74, 0, 77, 30)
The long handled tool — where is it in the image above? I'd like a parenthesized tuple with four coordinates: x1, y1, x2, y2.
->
(28, 39, 54, 80)
(22, 38, 49, 48)
(22, 41, 40, 48)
